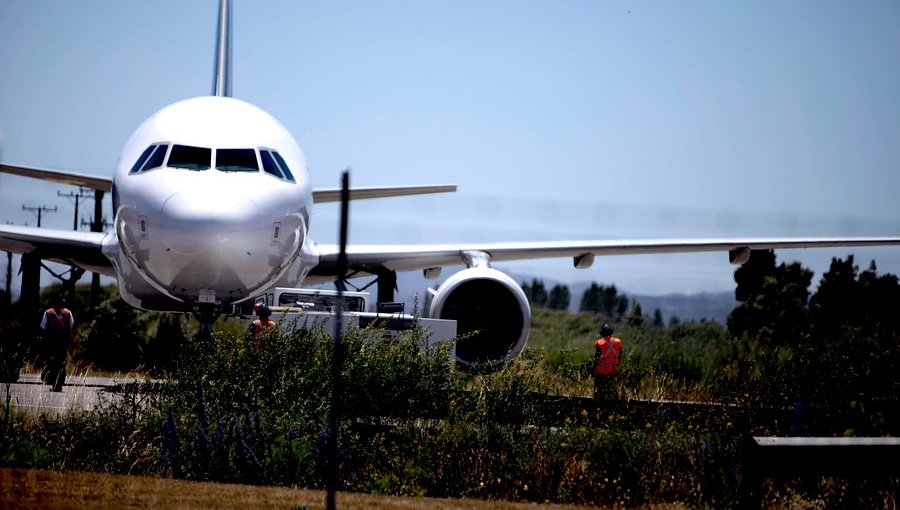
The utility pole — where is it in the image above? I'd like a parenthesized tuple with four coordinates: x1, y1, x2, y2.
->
(22, 204, 57, 228)
(20, 205, 56, 321)
(80, 217, 112, 231)
(3, 222, 12, 306)
(58, 188, 93, 231)
(83, 188, 108, 308)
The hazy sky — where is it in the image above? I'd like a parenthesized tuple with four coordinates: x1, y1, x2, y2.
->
(1, 1, 898, 298)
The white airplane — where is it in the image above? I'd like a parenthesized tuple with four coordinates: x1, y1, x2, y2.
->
(1, 0, 898, 365)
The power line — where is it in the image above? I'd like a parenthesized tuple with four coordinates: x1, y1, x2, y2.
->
(57, 187, 94, 231)
(21, 204, 57, 228)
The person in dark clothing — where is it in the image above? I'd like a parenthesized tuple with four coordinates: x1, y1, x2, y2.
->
(40, 294, 74, 392)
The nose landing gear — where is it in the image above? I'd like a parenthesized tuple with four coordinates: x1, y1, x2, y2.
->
(192, 302, 221, 346)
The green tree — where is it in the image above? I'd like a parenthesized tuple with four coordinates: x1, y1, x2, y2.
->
(809, 255, 860, 337)
(78, 297, 152, 372)
(579, 283, 628, 317)
(727, 251, 812, 344)
(627, 301, 644, 326)
(802, 257, 900, 413)
(653, 308, 664, 327)
(522, 278, 548, 308)
(579, 283, 603, 313)
(547, 284, 570, 310)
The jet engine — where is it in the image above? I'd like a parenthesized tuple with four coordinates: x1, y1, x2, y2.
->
(428, 266, 531, 366)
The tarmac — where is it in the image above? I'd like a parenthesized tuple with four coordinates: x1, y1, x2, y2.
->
(0, 372, 159, 416)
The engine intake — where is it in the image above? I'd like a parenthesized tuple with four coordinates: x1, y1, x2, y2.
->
(428, 267, 531, 366)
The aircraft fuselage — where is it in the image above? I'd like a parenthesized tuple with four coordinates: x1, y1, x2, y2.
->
(102, 96, 314, 311)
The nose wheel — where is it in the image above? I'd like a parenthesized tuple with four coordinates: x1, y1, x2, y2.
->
(192, 303, 221, 345)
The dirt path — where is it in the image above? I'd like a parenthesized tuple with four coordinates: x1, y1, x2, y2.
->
(1, 468, 658, 510)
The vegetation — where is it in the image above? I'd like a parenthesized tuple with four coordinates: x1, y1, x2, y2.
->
(0, 252, 898, 508)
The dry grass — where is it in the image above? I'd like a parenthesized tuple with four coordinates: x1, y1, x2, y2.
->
(0, 468, 690, 510)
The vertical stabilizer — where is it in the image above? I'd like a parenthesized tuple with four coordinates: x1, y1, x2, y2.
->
(212, 0, 232, 97)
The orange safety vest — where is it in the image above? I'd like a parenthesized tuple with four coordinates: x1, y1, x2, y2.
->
(249, 318, 276, 339)
(593, 336, 621, 375)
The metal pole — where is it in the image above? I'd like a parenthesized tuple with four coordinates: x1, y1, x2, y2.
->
(90, 190, 106, 308)
(326, 170, 350, 510)
(22, 205, 57, 228)
(3, 222, 11, 303)
(58, 188, 92, 231)
(5, 252, 10, 300)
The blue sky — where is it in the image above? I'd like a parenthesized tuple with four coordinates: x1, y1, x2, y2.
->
(1, 1, 898, 298)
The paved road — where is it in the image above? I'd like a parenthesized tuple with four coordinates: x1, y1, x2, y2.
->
(0, 372, 160, 416)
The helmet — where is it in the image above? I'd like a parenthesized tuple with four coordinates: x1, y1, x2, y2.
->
(254, 302, 271, 317)
(600, 323, 614, 337)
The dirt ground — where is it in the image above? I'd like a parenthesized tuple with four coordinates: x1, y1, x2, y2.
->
(0, 468, 692, 510)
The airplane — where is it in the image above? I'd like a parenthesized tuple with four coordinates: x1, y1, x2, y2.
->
(1, 0, 899, 365)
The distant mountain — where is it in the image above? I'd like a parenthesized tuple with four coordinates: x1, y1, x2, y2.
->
(316, 267, 738, 324)
(628, 292, 736, 324)
(554, 279, 736, 324)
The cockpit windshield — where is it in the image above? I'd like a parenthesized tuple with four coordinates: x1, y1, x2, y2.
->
(129, 143, 169, 173)
(260, 149, 296, 183)
(216, 148, 258, 172)
(168, 145, 211, 170)
(126, 144, 296, 183)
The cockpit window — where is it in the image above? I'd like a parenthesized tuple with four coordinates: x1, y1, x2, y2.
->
(216, 148, 259, 172)
(168, 145, 211, 170)
(271, 151, 296, 182)
(130, 145, 156, 174)
(259, 150, 284, 179)
(140, 144, 168, 172)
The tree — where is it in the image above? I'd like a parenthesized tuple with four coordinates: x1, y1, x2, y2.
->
(547, 284, 570, 310)
(733, 250, 776, 302)
(521, 278, 548, 308)
(804, 257, 900, 407)
(809, 255, 860, 338)
(653, 308, 664, 327)
(727, 251, 812, 344)
(78, 297, 151, 372)
(579, 282, 629, 317)
(579, 283, 603, 313)
(627, 301, 644, 326)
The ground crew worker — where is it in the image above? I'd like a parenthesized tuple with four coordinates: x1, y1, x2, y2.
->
(593, 323, 622, 401)
(40, 293, 74, 392)
(248, 303, 277, 348)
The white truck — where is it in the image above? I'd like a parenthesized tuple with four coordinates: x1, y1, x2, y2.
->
(236, 287, 457, 349)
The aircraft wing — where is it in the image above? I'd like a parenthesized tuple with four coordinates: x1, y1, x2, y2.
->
(0, 224, 114, 276)
(0, 164, 454, 201)
(309, 237, 900, 276)
(0, 163, 113, 192)
(312, 184, 457, 203)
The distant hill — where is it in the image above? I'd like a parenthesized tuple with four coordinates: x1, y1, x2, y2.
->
(320, 268, 737, 324)
(628, 292, 736, 324)
(558, 280, 736, 324)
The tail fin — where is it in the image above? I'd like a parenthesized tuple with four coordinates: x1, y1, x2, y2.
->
(212, 0, 232, 97)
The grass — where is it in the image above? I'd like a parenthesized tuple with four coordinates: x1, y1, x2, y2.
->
(0, 468, 660, 510)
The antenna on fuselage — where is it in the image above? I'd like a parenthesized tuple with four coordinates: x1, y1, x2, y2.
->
(212, 0, 232, 97)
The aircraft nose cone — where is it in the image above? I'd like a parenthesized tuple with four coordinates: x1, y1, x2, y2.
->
(162, 189, 260, 224)
(160, 189, 261, 254)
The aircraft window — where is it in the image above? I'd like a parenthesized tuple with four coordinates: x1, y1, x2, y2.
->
(129, 145, 157, 174)
(216, 148, 259, 172)
(140, 144, 168, 172)
(259, 150, 284, 179)
(169, 145, 211, 170)
(271, 151, 296, 182)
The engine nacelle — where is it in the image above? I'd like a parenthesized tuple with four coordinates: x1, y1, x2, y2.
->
(428, 267, 531, 366)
